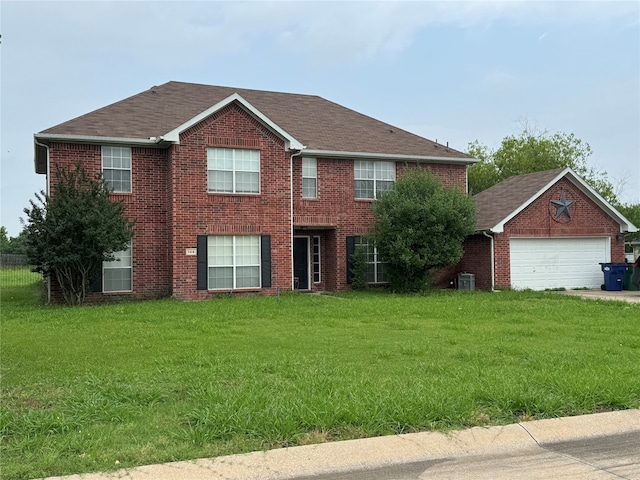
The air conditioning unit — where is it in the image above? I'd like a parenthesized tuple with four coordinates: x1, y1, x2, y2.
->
(457, 273, 475, 291)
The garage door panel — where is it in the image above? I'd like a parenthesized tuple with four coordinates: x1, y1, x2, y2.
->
(510, 238, 609, 290)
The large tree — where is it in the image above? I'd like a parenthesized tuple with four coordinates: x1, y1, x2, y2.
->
(0, 227, 29, 255)
(22, 163, 134, 305)
(467, 127, 617, 204)
(370, 168, 476, 292)
(618, 203, 640, 245)
(0, 226, 10, 254)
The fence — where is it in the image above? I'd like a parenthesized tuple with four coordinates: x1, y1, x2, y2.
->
(0, 254, 42, 287)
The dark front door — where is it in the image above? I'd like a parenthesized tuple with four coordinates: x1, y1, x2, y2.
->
(293, 237, 309, 290)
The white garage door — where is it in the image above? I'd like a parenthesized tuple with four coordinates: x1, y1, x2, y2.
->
(510, 237, 610, 290)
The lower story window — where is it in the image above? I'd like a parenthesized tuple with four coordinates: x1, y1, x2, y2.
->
(355, 237, 388, 283)
(103, 244, 132, 292)
(208, 235, 260, 289)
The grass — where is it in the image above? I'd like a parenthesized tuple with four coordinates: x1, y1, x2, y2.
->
(1, 277, 639, 479)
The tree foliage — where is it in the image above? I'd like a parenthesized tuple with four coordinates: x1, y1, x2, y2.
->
(22, 163, 134, 305)
(349, 244, 370, 291)
(371, 168, 476, 292)
(467, 127, 617, 204)
(618, 203, 640, 245)
(0, 227, 29, 255)
(0, 226, 9, 254)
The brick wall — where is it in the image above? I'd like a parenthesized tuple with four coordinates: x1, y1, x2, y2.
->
(397, 162, 468, 192)
(493, 178, 624, 288)
(47, 143, 171, 303)
(455, 234, 493, 290)
(46, 115, 470, 301)
(169, 103, 292, 300)
(292, 157, 374, 290)
(292, 158, 469, 290)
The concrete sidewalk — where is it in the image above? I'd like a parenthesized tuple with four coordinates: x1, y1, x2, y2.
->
(43, 409, 640, 480)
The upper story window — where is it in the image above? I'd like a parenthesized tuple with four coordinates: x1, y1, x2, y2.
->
(302, 157, 317, 198)
(354, 160, 395, 199)
(102, 146, 132, 193)
(208, 147, 260, 194)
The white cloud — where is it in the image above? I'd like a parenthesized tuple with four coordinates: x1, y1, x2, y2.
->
(6, 1, 639, 67)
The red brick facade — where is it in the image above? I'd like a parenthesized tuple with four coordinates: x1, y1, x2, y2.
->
(292, 157, 468, 292)
(458, 177, 626, 290)
(454, 234, 493, 290)
(46, 104, 469, 301)
(167, 104, 292, 299)
(47, 143, 171, 302)
(45, 106, 630, 300)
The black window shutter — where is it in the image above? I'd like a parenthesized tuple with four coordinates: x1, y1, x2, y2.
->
(91, 270, 102, 293)
(261, 234, 271, 288)
(346, 236, 356, 284)
(196, 235, 208, 291)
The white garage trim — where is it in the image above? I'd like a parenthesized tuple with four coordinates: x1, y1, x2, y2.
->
(510, 237, 610, 290)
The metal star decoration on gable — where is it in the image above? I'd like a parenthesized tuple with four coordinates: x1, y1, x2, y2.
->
(550, 191, 575, 219)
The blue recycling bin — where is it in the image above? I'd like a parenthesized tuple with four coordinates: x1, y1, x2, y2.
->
(599, 263, 628, 291)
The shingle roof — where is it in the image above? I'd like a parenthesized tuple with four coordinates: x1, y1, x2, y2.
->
(39, 81, 471, 160)
(473, 168, 566, 231)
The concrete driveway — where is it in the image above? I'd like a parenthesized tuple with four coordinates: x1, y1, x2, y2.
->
(554, 289, 640, 303)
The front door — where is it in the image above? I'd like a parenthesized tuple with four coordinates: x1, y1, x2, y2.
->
(293, 237, 310, 290)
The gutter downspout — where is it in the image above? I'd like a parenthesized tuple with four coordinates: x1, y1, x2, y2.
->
(483, 231, 495, 292)
(34, 139, 52, 304)
(290, 149, 304, 290)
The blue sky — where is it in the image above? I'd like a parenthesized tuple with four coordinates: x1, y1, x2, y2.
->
(1, 0, 638, 236)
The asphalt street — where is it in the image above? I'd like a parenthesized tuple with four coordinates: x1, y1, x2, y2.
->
(293, 431, 640, 479)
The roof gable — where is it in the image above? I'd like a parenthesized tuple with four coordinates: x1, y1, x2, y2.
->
(474, 167, 637, 233)
(35, 81, 474, 162)
(160, 93, 304, 150)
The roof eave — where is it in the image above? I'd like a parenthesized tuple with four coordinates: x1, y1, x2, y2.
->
(562, 170, 638, 233)
(300, 149, 477, 165)
(474, 226, 503, 234)
(161, 93, 305, 151)
(34, 133, 164, 146)
(33, 133, 165, 174)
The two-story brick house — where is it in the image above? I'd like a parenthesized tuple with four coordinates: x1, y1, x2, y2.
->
(34, 81, 475, 301)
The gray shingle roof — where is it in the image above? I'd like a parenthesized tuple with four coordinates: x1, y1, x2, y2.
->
(473, 168, 566, 231)
(39, 81, 471, 160)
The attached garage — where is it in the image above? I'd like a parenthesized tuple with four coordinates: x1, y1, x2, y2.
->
(510, 237, 610, 290)
(456, 168, 637, 291)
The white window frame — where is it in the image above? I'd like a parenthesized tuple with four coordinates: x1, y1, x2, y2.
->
(207, 147, 260, 194)
(354, 160, 395, 199)
(207, 235, 261, 290)
(312, 236, 321, 283)
(102, 146, 132, 193)
(355, 237, 388, 284)
(103, 243, 132, 292)
(302, 157, 317, 199)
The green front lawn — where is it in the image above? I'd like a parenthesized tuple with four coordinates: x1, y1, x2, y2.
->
(1, 281, 639, 479)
